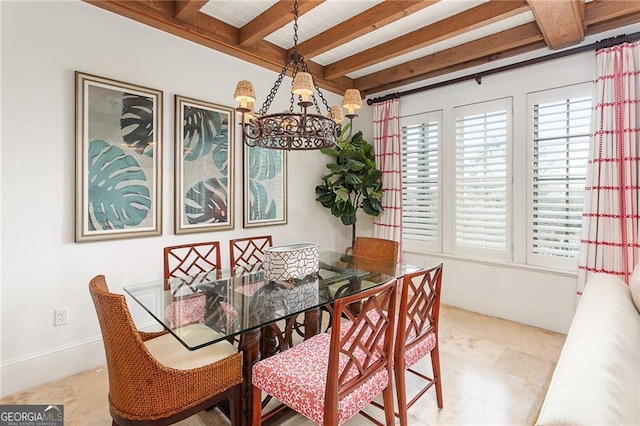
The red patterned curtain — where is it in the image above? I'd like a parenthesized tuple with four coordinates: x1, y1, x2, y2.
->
(578, 41, 640, 293)
(372, 98, 402, 255)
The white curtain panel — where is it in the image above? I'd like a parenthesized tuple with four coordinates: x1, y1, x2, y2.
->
(578, 41, 640, 294)
(372, 98, 403, 254)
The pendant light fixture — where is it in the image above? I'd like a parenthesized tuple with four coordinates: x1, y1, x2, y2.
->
(233, 0, 362, 150)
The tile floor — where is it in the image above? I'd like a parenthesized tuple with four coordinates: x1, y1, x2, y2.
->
(0, 305, 566, 425)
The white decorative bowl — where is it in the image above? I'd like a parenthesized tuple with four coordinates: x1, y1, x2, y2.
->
(264, 243, 320, 283)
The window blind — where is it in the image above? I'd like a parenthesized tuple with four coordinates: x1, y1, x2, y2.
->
(401, 119, 439, 245)
(531, 95, 591, 260)
(454, 105, 509, 257)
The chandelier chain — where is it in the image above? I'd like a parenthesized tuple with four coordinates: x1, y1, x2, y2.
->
(300, 59, 331, 115)
(260, 56, 292, 115)
(292, 0, 299, 54)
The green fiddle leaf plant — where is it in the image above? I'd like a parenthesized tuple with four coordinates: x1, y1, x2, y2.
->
(315, 127, 384, 249)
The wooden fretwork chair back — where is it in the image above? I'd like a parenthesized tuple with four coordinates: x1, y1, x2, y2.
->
(395, 263, 444, 426)
(251, 279, 398, 426)
(229, 235, 272, 268)
(163, 241, 222, 295)
(403, 265, 442, 345)
(329, 280, 397, 406)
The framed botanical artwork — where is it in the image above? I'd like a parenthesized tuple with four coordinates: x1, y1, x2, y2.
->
(175, 95, 235, 234)
(243, 146, 287, 228)
(75, 72, 162, 242)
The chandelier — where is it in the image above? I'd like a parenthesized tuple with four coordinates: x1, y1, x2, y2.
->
(233, 0, 362, 150)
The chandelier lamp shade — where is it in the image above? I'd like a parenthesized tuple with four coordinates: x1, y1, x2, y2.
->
(233, 0, 361, 150)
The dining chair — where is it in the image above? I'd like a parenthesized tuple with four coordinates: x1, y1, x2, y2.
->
(334, 263, 444, 425)
(164, 241, 239, 336)
(229, 235, 273, 269)
(164, 241, 222, 295)
(229, 235, 276, 348)
(89, 275, 242, 426)
(323, 237, 399, 327)
(351, 236, 399, 263)
(251, 278, 398, 426)
(393, 264, 444, 425)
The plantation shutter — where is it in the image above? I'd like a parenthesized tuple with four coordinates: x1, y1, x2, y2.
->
(401, 112, 441, 252)
(528, 85, 591, 269)
(453, 98, 511, 260)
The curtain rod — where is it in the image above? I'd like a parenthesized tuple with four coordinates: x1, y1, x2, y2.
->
(366, 31, 640, 105)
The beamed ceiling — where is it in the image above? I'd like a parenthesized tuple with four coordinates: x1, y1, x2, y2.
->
(84, 0, 640, 97)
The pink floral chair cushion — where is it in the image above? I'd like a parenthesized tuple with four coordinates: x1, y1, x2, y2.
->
(219, 301, 238, 332)
(165, 294, 206, 327)
(165, 294, 238, 332)
(405, 332, 436, 368)
(252, 332, 389, 425)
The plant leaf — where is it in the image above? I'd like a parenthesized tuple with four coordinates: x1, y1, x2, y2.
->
(249, 180, 277, 220)
(316, 129, 384, 228)
(120, 93, 155, 156)
(184, 177, 229, 224)
(182, 106, 228, 166)
(87, 140, 151, 230)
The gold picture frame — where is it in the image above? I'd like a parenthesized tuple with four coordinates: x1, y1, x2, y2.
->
(174, 95, 235, 234)
(75, 71, 163, 242)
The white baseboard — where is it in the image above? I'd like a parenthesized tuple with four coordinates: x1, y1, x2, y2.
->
(443, 287, 574, 334)
(0, 336, 106, 398)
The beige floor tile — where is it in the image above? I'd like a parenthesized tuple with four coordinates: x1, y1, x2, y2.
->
(493, 348, 556, 387)
(0, 305, 565, 425)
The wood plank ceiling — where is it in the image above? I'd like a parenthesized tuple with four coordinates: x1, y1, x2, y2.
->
(84, 0, 640, 97)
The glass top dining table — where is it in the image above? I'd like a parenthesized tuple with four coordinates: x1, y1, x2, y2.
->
(123, 250, 420, 425)
(123, 250, 420, 351)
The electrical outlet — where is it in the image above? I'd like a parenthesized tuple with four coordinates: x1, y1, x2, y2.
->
(54, 308, 69, 326)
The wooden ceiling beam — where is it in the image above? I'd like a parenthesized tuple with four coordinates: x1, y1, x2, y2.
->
(359, 0, 640, 95)
(324, 0, 530, 80)
(81, 0, 640, 97)
(361, 40, 548, 97)
(584, 0, 640, 26)
(82, 0, 353, 94)
(174, 0, 209, 22)
(239, 0, 324, 47)
(527, 0, 585, 49)
(355, 22, 544, 92)
(294, 0, 440, 59)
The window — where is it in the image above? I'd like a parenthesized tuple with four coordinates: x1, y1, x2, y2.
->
(401, 112, 441, 252)
(398, 84, 591, 273)
(527, 84, 591, 269)
(453, 98, 512, 261)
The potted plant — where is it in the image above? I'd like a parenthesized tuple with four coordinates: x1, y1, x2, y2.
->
(315, 129, 384, 249)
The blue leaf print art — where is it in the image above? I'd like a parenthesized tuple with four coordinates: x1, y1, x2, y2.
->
(248, 148, 284, 221)
(181, 104, 230, 225)
(87, 139, 151, 230)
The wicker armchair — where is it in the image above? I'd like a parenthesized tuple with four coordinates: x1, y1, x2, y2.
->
(323, 237, 399, 325)
(89, 275, 242, 425)
(351, 237, 399, 263)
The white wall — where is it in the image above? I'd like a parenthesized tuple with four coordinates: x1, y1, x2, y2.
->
(3, 0, 636, 399)
(0, 1, 373, 397)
